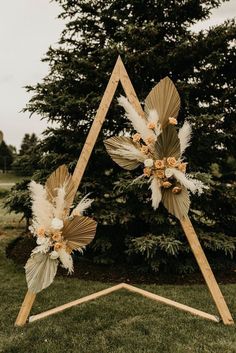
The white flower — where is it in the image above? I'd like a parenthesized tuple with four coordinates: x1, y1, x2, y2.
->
(144, 159, 154, 168)
(36, 236, 48, 245)
(50, 250, 60, 260)
(165, 168, 174, 178)
(51, 218, 64, 230)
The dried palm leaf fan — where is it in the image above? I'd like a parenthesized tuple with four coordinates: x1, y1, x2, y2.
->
(104, 77, 207, 219)
(25, 165, 97, 293)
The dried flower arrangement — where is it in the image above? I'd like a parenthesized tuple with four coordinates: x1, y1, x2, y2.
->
(104, 77, 207, 220)
(25, 165, 97, 293)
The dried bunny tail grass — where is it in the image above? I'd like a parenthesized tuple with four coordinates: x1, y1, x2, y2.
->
(53, 186, 66, 219)
(29, 181, 53, 230)
(118, 95, 156, 141)
(170, 168, 207, 195)
(178, 121, 192, 156)
(149, 177, 162, 210)
(58, 248, 74, 274)
(73, 194, 94, 216)
(147, 109, 161, 136)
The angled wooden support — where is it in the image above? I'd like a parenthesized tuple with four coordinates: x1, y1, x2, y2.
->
(180, 217, 234, 325)
(28, 282, 220, 324)
(15, 55, 234, 326)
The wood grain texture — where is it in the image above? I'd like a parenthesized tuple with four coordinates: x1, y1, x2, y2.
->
(28, 283, 220, 324)
(180, 216, 234, 325)
(15, 291, 36, 326)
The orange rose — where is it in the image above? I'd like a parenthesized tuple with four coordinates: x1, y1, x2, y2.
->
(145, 136, 155, 145)
(147, 122, 156, 129)
(172, 186, 182, 194)
(169, 117, 177, 125)
(178, 163, 187, 173)
(140, 145, 149, 154)
(52, 231, 62, 242)
(54, 242, 64, 251)
(155, 170, 165, 179)
(143, 167, 152, 177)
(155, 159, 165, 169)
(133, 133, 141, 142)
(162, 181, 172, 188)
(167, 157, 177, 167)
(36, 227, 45, 237)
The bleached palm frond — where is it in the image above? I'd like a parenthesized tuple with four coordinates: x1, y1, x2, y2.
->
(58, 248, 74, 274)
(53, 186, 66, 219)
(73, 194, 94, 216)
(149, 177, 162, 210)
(113, 143, 146, 162)
(178, 121, 192, 156)
(118, 95, 156, 141)
(29, 181, 53, 230)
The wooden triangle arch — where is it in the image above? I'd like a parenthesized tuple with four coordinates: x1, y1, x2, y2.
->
(15, 56, 234, 326)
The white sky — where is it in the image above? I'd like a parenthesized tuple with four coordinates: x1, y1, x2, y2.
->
(0, 0, 235, 150)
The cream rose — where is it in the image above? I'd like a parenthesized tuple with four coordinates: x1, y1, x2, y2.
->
(165, 168, 174, 178)
(144, 158, 154, 168)
(51, 218, 64, 230)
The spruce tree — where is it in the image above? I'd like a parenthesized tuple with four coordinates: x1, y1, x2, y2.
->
(13, 0, 236, 272)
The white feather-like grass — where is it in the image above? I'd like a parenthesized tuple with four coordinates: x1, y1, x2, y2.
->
(73, 194, 94, 216)
(147, 109, 161, 136)
(118, 96, 156, 141)
(178, 121, 192, 156)
(149, 177, 162, 210)
(170, 168, 207, 195)
(58, 248, 73, 274)
(111, 141, 146, 162)
(29, 181, 53, 231)
(32, 238, 52, 255)
(53, 186, 66, 219)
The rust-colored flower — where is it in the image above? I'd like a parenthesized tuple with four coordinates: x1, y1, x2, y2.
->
(167, 157, 177, 167)
(143, 167, 152, 177)
(162, 181, 172, 188)
(155, 170, 165, 179)
(155, 159, 165, 169)
(140, 145, 149, 154)
(52, 231, 62, 242)
(145, 135, 155, 145)
(147, 122, 156, 129)
(132, 133, 141, 142)
(169, 117, 177, 125)
(178, 163, 187, 173)
(172, 186, 182, 194)
(54, 242, 64, 251)
(36, 227, 45, 237)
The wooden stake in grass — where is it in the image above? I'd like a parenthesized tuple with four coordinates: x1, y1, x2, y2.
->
(15, 56, 234, 326)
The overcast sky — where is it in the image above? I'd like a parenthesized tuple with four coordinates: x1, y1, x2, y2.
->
(0, 0, 235, 150)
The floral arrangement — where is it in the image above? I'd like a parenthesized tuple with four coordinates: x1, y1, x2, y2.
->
(104, 77, 207, 220)
(25, 165, 97, 293)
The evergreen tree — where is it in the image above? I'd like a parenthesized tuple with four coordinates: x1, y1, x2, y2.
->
(0, 140, 14, 172)
(12, 133, 40, 176)
(10, 0, 236, 272)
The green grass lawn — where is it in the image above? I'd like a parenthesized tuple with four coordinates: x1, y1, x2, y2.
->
(0, 173, 24, 184)
(0, 201, 236, 353)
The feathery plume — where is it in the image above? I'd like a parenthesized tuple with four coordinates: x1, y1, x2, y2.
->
(118, 96, 156, 141)
(29, 181, 53, 231)
(149, 177, 162, 209)
(58, 249, 74, 274)
(73, 194, 94, 216)
(178, 121, 192, 156)
(53, 186, 66, 219)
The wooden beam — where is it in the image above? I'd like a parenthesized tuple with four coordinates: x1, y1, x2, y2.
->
(180, 216, 234, 325)
(29, 283, 124, 323)
(122, 283, 220, 323)
(15, 291, 36, 327)
(28, 282, 220, 324)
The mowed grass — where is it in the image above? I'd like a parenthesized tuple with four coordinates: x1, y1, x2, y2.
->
(0, 198, 236, 353)
(0, 173, 23, 185)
